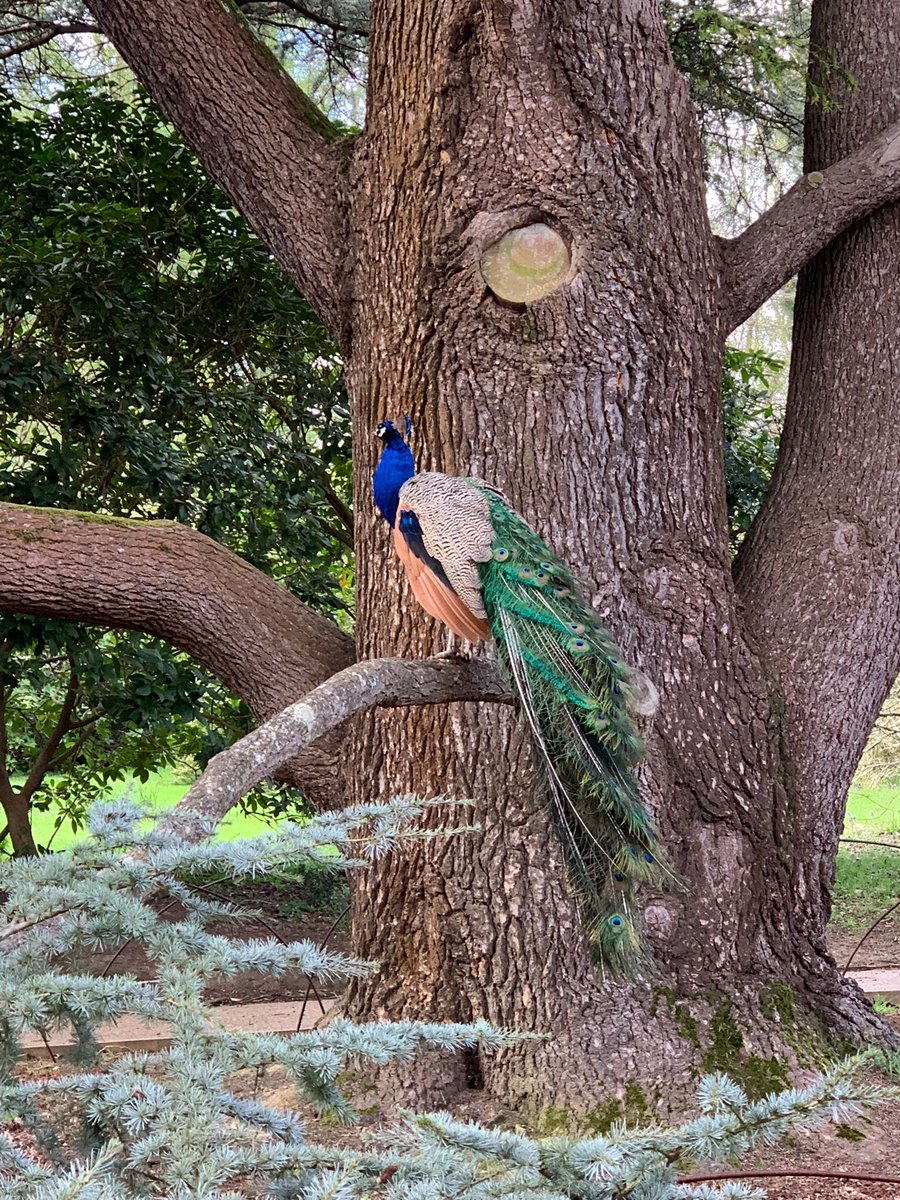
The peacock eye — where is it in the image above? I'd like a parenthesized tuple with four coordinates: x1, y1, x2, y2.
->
(534, 570, 549, 584)
(608, 915, 624, 929)
(567, 622, 586, 634)
(518, 566, 535, 579)
(613, 871, 625, 883)
(553, 585, 570, 598)
(568, 637, 589, 653)
(493, 547, 510, 561)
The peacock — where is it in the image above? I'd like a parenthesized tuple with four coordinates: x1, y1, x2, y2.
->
(372, 419, 667, 973)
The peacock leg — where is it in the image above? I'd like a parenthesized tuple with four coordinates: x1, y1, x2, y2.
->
(433, 631, 470, 660)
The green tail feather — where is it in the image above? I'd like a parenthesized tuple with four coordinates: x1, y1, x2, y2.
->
(473, 486, 668, 975)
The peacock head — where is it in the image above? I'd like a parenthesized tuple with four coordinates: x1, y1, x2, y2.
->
(374, 416, 412, 445)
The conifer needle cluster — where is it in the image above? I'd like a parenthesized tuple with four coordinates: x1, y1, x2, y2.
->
(0, 800, 890, 1199)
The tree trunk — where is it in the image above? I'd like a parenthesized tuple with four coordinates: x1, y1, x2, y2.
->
(0, 790, 38, 857)
(48, 0, 900, 1119)
(735, 0, 900, 1024)
(340, 0, 889, 1116)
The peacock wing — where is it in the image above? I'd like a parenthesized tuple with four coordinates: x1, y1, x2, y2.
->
(468, 483, 670, 973)
(394, 472, 494, 642)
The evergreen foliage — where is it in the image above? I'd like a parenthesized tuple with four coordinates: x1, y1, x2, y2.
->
(664, 0, 806, 146)
(0, 800, 890, 1198)
(722, 348, 782, 552)
(0, 82, 353, 850)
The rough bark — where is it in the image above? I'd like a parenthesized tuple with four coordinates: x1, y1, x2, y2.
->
(340, 0, 886, 1115)
(0, 504, 355, 806)
(7, 0, 900, 1119)
(735, 0, 900, 1007)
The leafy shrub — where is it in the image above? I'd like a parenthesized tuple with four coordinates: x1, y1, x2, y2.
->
(722, 347, 782, 551)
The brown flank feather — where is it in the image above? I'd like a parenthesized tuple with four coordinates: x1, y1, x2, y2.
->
(392, 523, 490, 642)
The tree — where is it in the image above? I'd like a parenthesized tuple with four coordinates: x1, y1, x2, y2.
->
(0, 83, 354, 854)
(1, 0, 899, 1118)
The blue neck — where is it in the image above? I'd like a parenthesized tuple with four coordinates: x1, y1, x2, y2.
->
(373, 432, 416, 526)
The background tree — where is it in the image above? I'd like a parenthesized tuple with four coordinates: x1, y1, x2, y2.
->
(0, 0, 898, 1119)
(0, 83, 352, 854)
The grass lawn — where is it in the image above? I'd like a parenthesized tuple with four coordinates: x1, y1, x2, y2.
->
(844, 782, 900, 836)
(1, 769, 279, 855)
(833, 780, 900, 928)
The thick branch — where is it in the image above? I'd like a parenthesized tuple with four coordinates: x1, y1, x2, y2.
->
(85, 0, 352, 339)
(0, 503, 355, 805)
(719, 117, 900, 332)
(162, 656, 514, 844)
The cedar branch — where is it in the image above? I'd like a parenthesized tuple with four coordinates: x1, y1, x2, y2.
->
(719, 117, 900, 332)
(237, 0, 369, 37)
(161, 657, 514, 843)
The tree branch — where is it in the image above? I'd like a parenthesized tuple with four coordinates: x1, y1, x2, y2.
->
(0, 503, 355, 806)
(0, 20, 99, 60)
(719, 117, 900, 332)
(237, 0, 369, 38)
(85, 0, 353, 340)
(17, 659, 80, 804)
(160, 656, 514, 844)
